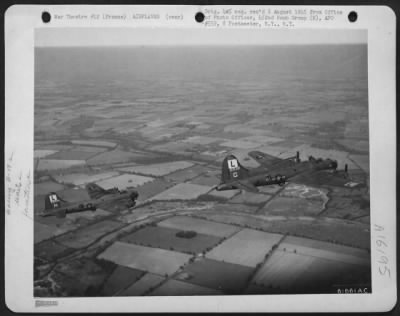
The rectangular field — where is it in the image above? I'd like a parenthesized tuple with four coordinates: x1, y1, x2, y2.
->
(101, 265, 145, 296)
(164, 165, 209, 183)
(281, 236, 371, 259)
(56, 220, 124, 249)
(71, 139, 116, 148)
(37, 159, 86, 171)
(53, 171, 119, 186)
(262, 196, 324, 217)
(97, 241, 192, 276)
(149, 183, 211, 201)
(149, 279, 222, 296)
(182, 136, 222, 145)
(95, 174, 154, 190)
(206, 229, 283, 267)
(34, 149, 58, 158)
(34, 181, 65, 196)
(45, 150, 97, 160)
(158, 216, 240, 238)
(121, 226, 222, 254)
(229, 192, 271, 205)
(252, 250, 370, 291)
(175, 258, 254, 293)
(135, 179, 174, 202)
(220, 140, 261, 149)
(87, 149, 138, 165)
(116, 273, 165, 296)
(278, 243, 370, 266)
(118, 161, 194, 176)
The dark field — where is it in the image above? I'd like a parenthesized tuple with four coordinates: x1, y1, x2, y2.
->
(121, 225, 222, 254)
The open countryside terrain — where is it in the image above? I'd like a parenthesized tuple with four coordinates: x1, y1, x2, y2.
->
(34, 45, 370, 296)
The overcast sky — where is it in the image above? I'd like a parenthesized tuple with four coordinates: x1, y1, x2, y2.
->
(35, 28, 367, 47)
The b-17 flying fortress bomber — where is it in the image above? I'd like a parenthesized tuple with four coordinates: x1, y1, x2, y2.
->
(217, 151, 355, 192)
(34, 43, 370, 297)
(39, 183, 139, 218)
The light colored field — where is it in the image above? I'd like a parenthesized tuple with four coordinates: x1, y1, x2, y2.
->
(150, 141, 198, 154)
(158, 216, 239, 238)
(206, 229, 283, 267)
(117, 273, 165, 296)
(262, 196, 324, 216)
(253, 251, 315, 288)
(281, 236, 370, 259)
(278, 243, 370, 266)
(165, 165, 209, 183)
(118, 161, 194, 177)
(34, 150, 58, 158)
(252, 250, 369, 290)
(34, 181, 65, 196)
(149, 279, 222, 296)
(37, 144, 75, 151)
(182, 136, 222, 145)
(257, 185, 283, 195)
(72, 146, 107, 153)
(95, 174, 154, 190)
(45, 150, 97, 160)
(87, 150, 138, 165)
(57, 220, 123, 249)
(97, 241, 192, 276)
(229, 191, 271, 205)
(37, 159, 86, 171)
(220, 140, 261, 149)
(190, 174, 221, 187)
(150, 183, 211, 201)
(71, 139, 116, 148)
(280, 183, 328, 201)
(119, 161, 193, 177)
(207, 189, 240, 199)
(239, 135, 284, 145)
(337, 139, 369, 153)
(53, 171, 119, 186)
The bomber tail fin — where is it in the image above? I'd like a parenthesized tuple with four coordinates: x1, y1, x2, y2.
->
(44, 192, 62, 210)
(221, 155, 249, 183)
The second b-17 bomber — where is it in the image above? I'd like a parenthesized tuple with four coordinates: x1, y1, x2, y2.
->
(39, 183, 139, 218)
(216, 150, 356, 192)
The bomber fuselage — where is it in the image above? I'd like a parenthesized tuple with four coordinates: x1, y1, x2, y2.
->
(217, 157, 338, 191)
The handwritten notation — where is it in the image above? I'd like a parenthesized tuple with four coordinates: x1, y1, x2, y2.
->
(374, 224, 391, 278)
(5, 151, 32, 219)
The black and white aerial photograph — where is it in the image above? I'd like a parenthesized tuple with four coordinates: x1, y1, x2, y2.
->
(33, 27, 371, 297)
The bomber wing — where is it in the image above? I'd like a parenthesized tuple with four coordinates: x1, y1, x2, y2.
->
(234, 180, 259, 193)
(289, 170, 361, 188)
(248, 150, 283, 169)
(85, 183, 108, 199)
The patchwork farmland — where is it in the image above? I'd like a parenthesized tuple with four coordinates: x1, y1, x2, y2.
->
(34, 44, 370, 297)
